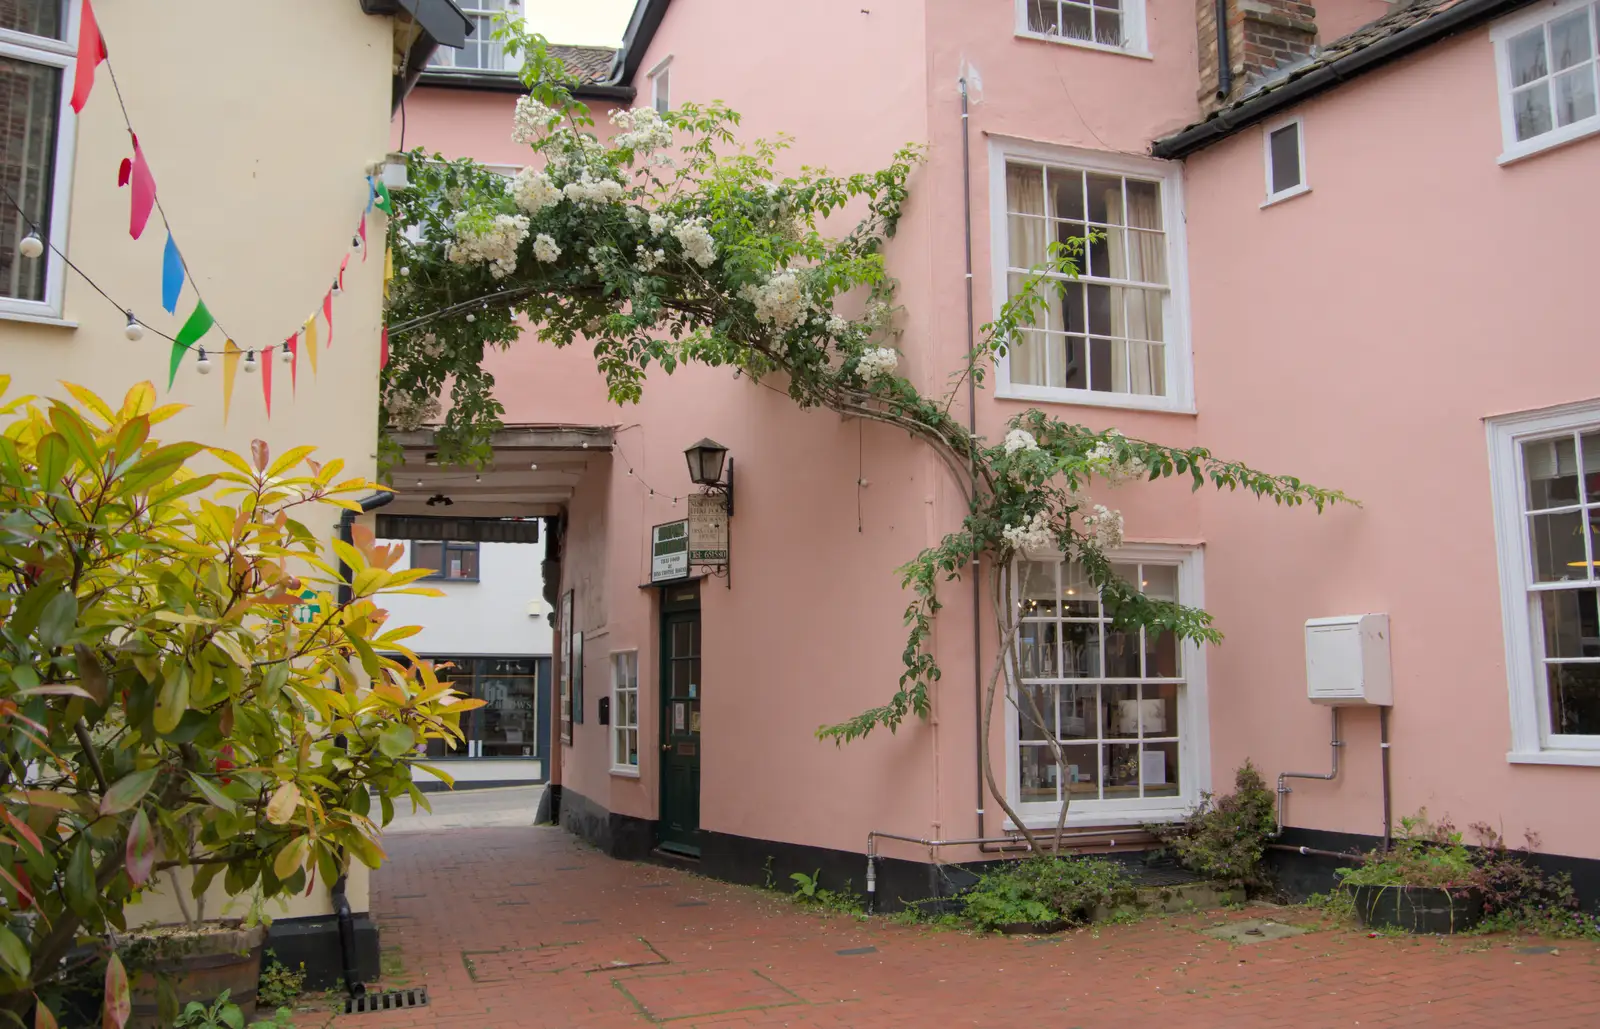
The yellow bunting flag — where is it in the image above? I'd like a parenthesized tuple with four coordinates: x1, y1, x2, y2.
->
(384, 245, 394, 299)
(221, 340, 242, 424)
(303, 316, 319, 375)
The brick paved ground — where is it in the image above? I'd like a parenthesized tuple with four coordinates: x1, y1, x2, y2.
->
(325, 826, 1600, 1029)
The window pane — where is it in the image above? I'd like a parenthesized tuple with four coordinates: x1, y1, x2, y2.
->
(1087, 227, 1118, 278)
(1106, 742, 1140, 795)
(1145, 626, 1180, 677)
(1124, 231, 1167, 285)
(1510, 27, 1549, 87)
(1006, 163, 1045, 214)
(1027, 0, 1059, 34)
(1142, 742, 1179, 797)
(1049, 167, 1085, 220)
(450, 544, 479, 579)
(1141, 565, 1179, 600)
(1125, 179, 1162, 229)
(1105, 627, 1139, 677)
(0, 1, 65, 38)
(1055, 280, 1084, 333)
(1529, 509, 1587, 581)
(412, 541, 443, 571)
(1019, 622, 1060, 678)
(1009, 215, 1049, 268)
(1584, 432, 1600, 502)
(1061, 2, 1092, 41)
(1550, 10, 1593, 70)
(1554, 67, 1597, 126)
(1057, 684, 1098, 739)
(1086, 283, 1116, 336)
(1019, 559, 1058, 617)
(1524, 436, 1580, 509)
(1060, 334, 1085, 389)
(1095, 9, 1122, 46)
(1053, 220, 1088, 267)
(1142, 683, 1180, 736)
(1541, 589, 1600, 658)
(1548, 663, 1600, 735)
(1009, 329, 1046, 386)
(1018, 684, 1055, 739)
(0, 55, 61, 303)
(1061, 561, 1098, 616)
(1019, 745, 1058, 802)
(1062, 743, 1099, 799)
(1089, 337, 1121, 393)
(1269, 124, 1301, 194)
(1105, 684, 1139, 738)
(1086, 174, 1124, 225)
(1060, 621, 1102, 677)
(1514, 84, 1554, 140)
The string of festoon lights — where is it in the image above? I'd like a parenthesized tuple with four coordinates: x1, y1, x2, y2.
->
(11, 0, 395, 416)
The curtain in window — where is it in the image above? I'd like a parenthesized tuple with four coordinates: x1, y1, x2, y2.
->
(1007, 165, 1050, 385)
(1124, 186, 1165, 395)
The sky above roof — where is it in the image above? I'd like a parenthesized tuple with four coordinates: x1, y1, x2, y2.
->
(525, 0, 635, 47)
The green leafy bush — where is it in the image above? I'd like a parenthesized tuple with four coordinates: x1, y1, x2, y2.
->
(959, 856, 1131, 931)
(788, 870, 865, 916)
(1155, 761, 1277, 889)
(1338, 813, 1475, 889)
(256, 955, 305, 1009)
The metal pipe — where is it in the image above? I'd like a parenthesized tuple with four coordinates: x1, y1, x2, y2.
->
(864, 828, 1135, 913)
(958, 76, 985, 848)
(1379, 706, 1392, 852)
(1268, 707, 1343, 839)
(1214, 0, 1232, 99)
(1266, 843, 1365, 863)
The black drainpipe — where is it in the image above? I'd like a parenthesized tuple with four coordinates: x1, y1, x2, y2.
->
(332, 490, 395, 998)
(1215, 0, 1232, 99)
(958, 77, 986, 848)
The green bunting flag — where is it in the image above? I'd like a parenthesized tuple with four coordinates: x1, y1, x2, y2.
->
(373, 180, 393, 216)
(169, 299, 214, 389)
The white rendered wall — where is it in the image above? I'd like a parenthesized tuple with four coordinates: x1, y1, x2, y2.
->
(381, 538, 554, 658)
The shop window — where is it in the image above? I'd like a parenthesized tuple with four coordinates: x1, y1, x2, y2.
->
(611, 650, 639, 773)
(411, 540, 480, 581)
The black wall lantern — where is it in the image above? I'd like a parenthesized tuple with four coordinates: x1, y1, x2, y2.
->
(683, 438, 733, 517)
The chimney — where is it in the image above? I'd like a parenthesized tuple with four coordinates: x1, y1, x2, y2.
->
(1198, 0, 1319, 111)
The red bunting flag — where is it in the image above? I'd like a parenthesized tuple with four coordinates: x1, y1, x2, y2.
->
(323, 290, 334, 349)
(262, 342, 274, 417)
(124, 134, 156, 239)
(70, 0, 107, 114)
(358, 213, 368, 262)
(380, 325, 389, 369)
(284, 333, 299, 392)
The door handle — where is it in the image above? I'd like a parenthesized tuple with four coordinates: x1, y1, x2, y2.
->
(662, 743, 671, 752)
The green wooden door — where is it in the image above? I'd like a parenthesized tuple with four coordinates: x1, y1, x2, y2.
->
(658, 585, 701, 855)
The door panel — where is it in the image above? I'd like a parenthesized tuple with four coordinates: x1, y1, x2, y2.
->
(658, 591, 702, 855)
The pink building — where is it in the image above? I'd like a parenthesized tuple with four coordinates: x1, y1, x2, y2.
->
(393, 0, 1600, 905)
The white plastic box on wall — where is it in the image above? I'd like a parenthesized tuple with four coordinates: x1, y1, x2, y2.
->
(1304, 614, 1392, 706)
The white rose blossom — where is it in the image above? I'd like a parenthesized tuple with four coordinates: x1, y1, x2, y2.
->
(1085, 432, 1148, 485)
(648, 212, 671, 234)
(856, 347, 899, 382)
(744, 270, 806, 329)
(561, 171, 626, 206)
(637, 245, 667, 272)
(826, 314, 851, 337)
(511, 167, 561, 215)
(384, 391, 442, 432)
(1080, 504, 1125, 552)
(533, 233, 562, 263)
(671, 218, 717, 268)
(1003, 428, 1039, 455)
(511, 95, 559, 145)
(608, 106, 674, 152)
(446, 213, 530, 279)
(1002, 511, 1054, 553)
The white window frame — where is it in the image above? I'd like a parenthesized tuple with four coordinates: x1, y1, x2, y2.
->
(1013, 0, 1151, 58)
(989, 137, 1194, 414)
(427, 0, 517, 73)
(1003, 544, 1211, 829)
(1261, 115, 1310, 207)
(1489, 397, 1600, 766)
(648, 56, 672, 114)
(1491, 0, 1600, 164)
(0, 2, 81, 323)
(610, 649, 640, 775)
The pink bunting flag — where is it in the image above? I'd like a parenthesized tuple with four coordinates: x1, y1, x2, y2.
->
(70, 0, 107, 114)
(124, 134, 156, 240)
(339, 254, 349, 292)
(323, 290, 334, 349)
(262, 342, 274, 417)
(380, 325, 389, 369)
(358, 213, 368, 262)
(284, 333, 299, 392)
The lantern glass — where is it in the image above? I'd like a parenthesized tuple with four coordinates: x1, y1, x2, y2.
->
(684, 438, 728, 485)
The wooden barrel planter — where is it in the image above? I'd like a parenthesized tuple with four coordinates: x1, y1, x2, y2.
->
(127, 925, 266, 1029)
(1350, 884, 1484, 934)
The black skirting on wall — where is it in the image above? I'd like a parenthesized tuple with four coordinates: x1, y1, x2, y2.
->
(262, 913, 380, 992)
(557, 787, 657, 859)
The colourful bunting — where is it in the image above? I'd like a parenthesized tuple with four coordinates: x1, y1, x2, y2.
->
(383, 245, 393, 298)
(70, 0, 107, 114)
(124, 134, 156, 240)
(262, 340, 274, 417)
(221, 340, 242, 424)
(169, 300, 214, 389)
(373, 180, 393, 216)
(380, 325, 389, 369)
(303, 317, 318, 375)
(366, 176, 376, 213)
(161, 232, 183, 314)
(358, 213, 368, 262)
(323, 290, 334, 349)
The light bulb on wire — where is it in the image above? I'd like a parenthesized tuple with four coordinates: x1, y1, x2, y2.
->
(280, 344, 293, 364)
(123, 311, 144, 341)
(243, 350, 258, 374)
(17, 232, 43, 259)
(331, 279, 342, 297)
(195, 347, 212, 375)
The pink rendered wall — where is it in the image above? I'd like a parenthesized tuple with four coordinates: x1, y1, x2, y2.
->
(1316, 0, 1394, 42)
(1186, 29, 1600, 855)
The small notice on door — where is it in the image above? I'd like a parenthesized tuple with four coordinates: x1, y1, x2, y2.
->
(690, 710, 700, 733)
(673, 702, 686, 731)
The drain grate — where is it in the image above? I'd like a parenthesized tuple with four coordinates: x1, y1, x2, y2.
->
(345, 988, 428, 1015)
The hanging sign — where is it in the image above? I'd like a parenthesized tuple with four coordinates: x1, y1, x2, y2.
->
(651, 519, 690, 583)
(688, 494, 728, 565)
